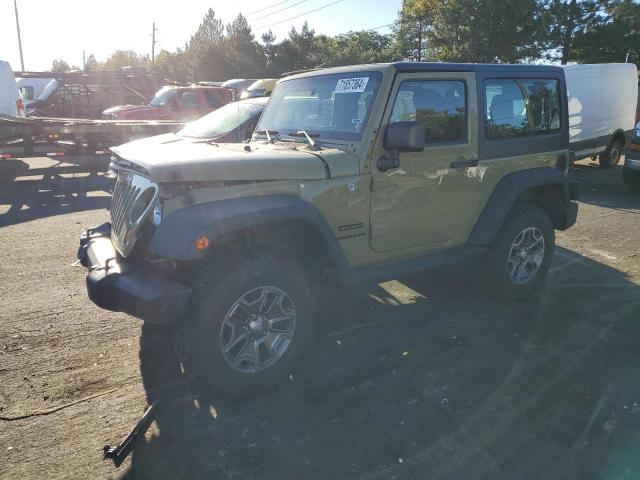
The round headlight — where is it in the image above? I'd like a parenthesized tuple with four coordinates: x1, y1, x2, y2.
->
(129, 187, 156, 224)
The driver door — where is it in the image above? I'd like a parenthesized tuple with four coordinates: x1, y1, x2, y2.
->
(369, 72, 482, 254)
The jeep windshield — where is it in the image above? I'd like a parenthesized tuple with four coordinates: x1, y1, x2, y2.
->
(256, 71, 383, 142)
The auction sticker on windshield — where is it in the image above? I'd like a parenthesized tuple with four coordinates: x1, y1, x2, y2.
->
(335, 77, 369, 94)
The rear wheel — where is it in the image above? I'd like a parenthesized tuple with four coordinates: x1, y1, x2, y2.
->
(623, 166, 640, 191)
(599, 138, 624, 169)
(483, 204, 555, 300)
(175, 252, 315, 398)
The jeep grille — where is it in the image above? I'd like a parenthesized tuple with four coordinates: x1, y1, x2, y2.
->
(110, 171, 158, 257)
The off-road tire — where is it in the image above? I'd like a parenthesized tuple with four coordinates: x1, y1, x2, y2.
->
(599, 138, 624, 169)
(483, 204, 555, 300)
(623, 166, 640, 191)
(174, 251, 315, 399)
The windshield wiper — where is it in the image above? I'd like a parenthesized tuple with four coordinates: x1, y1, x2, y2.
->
(289, 130, 320, 150)
(255, 129, 280, 143)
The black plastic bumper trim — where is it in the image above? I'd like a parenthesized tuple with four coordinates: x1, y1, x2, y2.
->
(78, 223, 191, 325)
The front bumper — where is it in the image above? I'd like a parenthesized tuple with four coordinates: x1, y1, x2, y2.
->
(77, 223, 192, 325)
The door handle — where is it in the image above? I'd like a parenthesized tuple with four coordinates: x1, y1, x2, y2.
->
(449, 157, 478, 170)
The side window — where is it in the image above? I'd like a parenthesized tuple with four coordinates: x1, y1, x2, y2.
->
(485, 78, 561, 140)
(204, 90, 224, 108)
(390, 80, 466, 145)
(520, 79, 561, 135)
(485, 80, 529, 139)
(19, 86, 35, 101)
(179, 90, 200, 108)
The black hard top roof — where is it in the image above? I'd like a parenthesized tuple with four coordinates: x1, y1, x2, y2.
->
(393, 62, 564, 74)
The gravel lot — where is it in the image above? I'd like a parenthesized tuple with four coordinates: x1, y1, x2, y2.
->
(1, 156, 639, 480)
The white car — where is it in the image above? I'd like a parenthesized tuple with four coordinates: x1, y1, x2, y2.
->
(0, 60, 25, 117)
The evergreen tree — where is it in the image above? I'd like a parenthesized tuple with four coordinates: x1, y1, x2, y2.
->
(570, 0, 640, 63)
(543, 0, 609, 64)
(394, 0, 546, 63)
(51, 59, 71, 73)
(84, 54, 98, 71)
(226, 14, 266, 78)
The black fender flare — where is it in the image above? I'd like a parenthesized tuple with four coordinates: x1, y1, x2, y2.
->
(148, 194, 349, 269)
(467, 167, 577, 245)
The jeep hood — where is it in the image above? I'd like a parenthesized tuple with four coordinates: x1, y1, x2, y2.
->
(110, 136, 359, 183)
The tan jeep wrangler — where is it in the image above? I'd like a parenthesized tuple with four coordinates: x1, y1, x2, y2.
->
(78, 63, 579, 397)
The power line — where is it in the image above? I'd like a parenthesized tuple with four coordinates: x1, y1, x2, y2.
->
(254, 0, 346, 31)
(368, 23, 393, 31)
(246, 0, 296, 16)
(251, 0, 309, 22)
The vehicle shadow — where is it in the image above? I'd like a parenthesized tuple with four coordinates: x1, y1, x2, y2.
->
(0, 157, 110, 228)
(569, 159, 639, 209)
(125, 246, 640, 480)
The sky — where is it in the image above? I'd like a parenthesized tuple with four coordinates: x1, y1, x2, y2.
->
(0, 0, 403, 71)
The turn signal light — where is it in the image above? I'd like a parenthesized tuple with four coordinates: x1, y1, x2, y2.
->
(194, 236, 209, 251)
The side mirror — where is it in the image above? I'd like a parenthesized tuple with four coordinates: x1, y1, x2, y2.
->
(385, 121, 426, 152)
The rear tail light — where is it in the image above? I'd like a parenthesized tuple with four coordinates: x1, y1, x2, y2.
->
(16, 98, 24, 116)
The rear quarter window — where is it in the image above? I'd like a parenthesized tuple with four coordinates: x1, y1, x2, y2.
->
(485, 78, 561, 140)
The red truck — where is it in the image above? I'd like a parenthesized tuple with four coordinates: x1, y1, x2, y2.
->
(102, 86, 233, 121)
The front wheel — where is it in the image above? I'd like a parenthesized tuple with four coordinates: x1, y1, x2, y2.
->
(483, 204, 555, 300)
(175, 252, 315, 398)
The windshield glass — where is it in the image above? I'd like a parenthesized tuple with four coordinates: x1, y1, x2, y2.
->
(256, 71, 383, 141)
(36, 79, 59, 102)
(179, 100, 264, 139)
(150, 87, 176, 107)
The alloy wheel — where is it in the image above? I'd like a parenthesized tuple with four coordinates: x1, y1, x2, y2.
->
(507, 227, 545, 285)
(219, 286, 296, 373)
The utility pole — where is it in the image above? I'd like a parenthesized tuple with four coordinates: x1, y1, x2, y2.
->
(13, 0, 25, 71)
(151, 22, 157, 63)
(83, 50, 86, 71)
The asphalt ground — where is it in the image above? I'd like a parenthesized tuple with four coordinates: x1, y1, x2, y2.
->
(0, 155, 638, 479)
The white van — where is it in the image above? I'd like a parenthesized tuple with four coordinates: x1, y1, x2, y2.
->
(563, 63, 638, 168)
(0, 60, 25, 117)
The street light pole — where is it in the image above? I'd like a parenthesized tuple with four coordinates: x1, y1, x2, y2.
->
(13, 0, 25, 71)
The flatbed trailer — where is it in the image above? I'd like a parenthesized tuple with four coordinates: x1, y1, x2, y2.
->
(0, 114, 183, 160)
